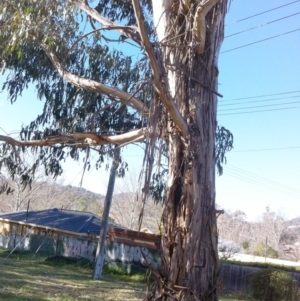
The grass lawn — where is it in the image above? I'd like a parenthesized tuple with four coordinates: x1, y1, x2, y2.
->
(0, 248, 146, 301)
(0, 247, 255, 301)
(219, 292, 256, 301)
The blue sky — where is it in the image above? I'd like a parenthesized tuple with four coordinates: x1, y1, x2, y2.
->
(216, 0, 300, 219)
(1, 0, 300, 220)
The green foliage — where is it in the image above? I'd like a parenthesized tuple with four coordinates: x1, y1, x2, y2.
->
(251, 269, 299, 301)
(253, 242, 279, 259)
(0, 0, 151, 188)
(215, 126, 234, 175)
(149, 170, 167, 202)
(242, 241, 250, 251)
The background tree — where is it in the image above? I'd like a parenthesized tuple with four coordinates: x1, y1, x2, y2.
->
(218, 209, 248, 245)
(109, 170, 163, 231)
(0, 1, 232, 300)
(252, 207, 285, 257)
(218, 208, 285, 259)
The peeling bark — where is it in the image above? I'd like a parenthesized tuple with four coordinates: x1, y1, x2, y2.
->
(148, 0, 227, 300)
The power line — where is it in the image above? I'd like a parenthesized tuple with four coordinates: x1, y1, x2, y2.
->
(232, 146, 300, 153)
(221, 28, 300, 54)
(218, 106, 300, 116)
(224, 171, 300, 199)
(219, 90, 300, 102)
(218, 100, 300, 112)
(221, 165, 300, 199)
(219, 95, 300, 107)
(225, 12, 300, 38)
(225, 0, 300, 26)
(226, 164, 300, 194)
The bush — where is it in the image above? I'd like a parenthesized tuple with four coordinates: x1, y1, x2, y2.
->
(251, 269, 299, 301)
(253, 242, 278, 259)
(242, 241, 249, 252)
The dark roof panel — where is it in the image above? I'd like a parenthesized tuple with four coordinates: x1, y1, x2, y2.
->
(0, 209, 124, 235)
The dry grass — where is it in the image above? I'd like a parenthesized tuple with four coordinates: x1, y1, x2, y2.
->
(0, 249, 146, 301)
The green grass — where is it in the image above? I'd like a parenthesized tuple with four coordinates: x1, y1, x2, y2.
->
(219, 292, 257, 301)
(0, 248, 146, 300)
(0, 247, 256, 301)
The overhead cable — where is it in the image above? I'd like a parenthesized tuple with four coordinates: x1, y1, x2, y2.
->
(225, 0, 300, 26)
(218, 106, 300, 116)
(226, 164, 300, 194)
(218, 100, 300, 112)
(225, 12, 300, 38)
(221, 165, 300, 198)
(232, 146, 300, 153)
(224, 171, 300, 199)
(219, 95, 300, 107)
(219, 90, 300, 102)
(221, 28, 300, 54)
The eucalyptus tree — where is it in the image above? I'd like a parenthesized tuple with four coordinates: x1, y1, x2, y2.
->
(0, 0, 232, 300)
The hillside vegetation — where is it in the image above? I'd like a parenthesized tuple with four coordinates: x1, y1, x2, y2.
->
(0, 179, 163, 233)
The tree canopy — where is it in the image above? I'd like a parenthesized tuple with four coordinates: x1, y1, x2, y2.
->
(0, 0, 232, 299)
(0, 0, 232, 195)
(0, 0, 153, 187)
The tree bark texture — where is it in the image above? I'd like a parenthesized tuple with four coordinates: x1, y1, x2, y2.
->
(151, 1, 228, 300)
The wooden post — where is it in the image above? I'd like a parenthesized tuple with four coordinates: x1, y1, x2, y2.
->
(265, 236, 268, 262)
(93, 148, 120, 280)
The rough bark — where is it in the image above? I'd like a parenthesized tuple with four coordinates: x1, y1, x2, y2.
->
(149, 0, 228, 300)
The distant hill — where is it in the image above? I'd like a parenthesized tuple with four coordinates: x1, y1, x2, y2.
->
(0, 180, 162, 233)
(284, 216, 300, 227)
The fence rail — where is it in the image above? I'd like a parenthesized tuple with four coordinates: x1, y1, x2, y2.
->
(107, 228, 161, 250)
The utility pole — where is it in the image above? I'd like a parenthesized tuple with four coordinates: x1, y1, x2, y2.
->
(265, 236, 268, 262)
(93, 148, 120, 280)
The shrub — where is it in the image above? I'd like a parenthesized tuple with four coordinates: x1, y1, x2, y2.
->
(253, 242, 278, 259)
(242, 241, 249, 252)
(251, 269, 299, 301)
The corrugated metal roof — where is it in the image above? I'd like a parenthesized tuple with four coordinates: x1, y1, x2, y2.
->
(0, 208, 124, 235)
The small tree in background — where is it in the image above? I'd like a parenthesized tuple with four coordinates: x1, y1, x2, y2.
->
(253, 242, 279, 259)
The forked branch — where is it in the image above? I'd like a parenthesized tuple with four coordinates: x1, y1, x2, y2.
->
(193, 0, 220, 54)
(69, 0, 142, 46)
(132, 0, 189, 138)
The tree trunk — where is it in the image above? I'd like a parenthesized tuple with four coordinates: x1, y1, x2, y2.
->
(151, 1, 227, 300)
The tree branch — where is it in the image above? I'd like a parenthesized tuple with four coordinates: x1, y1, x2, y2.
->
(193, 0, 220, 54)
(132, 0, 189, 137)
(0, 128, 149, 148)
(40, 43, 149, 115)
(68, 0, 142, 46)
